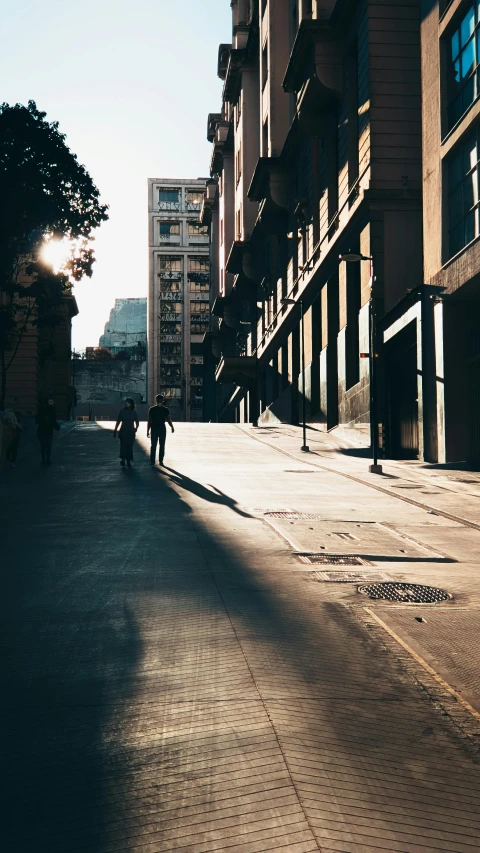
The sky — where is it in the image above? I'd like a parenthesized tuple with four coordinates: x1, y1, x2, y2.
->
(1, 0, 231, 351)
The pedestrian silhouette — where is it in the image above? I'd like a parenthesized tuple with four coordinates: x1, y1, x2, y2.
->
(114, 398, 139, 468)
(147, 393, 174, 467)
(35, 398, 60, 465)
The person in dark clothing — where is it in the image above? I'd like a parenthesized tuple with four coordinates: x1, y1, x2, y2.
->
(114, 398, 139, 467)
(35, 398, 60, 465)
(3, 407, 22, 467)
(147, 394, 174, 466)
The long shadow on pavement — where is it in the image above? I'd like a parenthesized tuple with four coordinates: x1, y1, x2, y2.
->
(2, 423, 479, 852)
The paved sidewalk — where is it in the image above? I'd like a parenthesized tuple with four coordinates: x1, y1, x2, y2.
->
(2, 421, 480, 852)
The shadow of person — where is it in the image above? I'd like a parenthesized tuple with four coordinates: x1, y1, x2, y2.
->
(163, 467, 252, 518)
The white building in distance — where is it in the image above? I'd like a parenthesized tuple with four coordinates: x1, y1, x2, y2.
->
(147, 177, 209, 421)
(99, 298, 147, 356)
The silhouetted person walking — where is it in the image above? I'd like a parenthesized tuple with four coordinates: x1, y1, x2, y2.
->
(147, 394, 174, 467)
(114, 398, 139, 468)
(36, 398, 60, 465)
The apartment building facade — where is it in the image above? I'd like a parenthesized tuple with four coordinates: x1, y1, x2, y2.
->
(147, 178, 209, 421)
(414, 0, 480, 465)
(204, 0, 427, 457)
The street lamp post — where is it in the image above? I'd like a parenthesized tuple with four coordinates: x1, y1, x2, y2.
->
(339, 253, 382, 474)
(281, 298, 309, 452)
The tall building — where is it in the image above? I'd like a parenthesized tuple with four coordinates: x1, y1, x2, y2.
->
(415, 0, 480, 465)
(203, 0, 427, 457)
(147, 178, 209, 421)
(99, 298, 147, 357)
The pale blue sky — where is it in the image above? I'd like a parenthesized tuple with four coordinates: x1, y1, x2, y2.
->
(1, 0, 230, 349)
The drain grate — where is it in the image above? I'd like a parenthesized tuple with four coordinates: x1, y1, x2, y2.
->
(298, 553, 369, 566)
(358, 582, 451, 603)
(284, 470, 317, 474)
(265, 511, 320, 519)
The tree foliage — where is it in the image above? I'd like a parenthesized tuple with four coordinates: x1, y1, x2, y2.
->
(0, 100, 108, 406)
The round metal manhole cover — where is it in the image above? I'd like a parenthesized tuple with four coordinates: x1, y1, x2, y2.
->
(358, 582, 452, 603)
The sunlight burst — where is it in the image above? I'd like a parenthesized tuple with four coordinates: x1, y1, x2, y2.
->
(41, 237, 72, 273)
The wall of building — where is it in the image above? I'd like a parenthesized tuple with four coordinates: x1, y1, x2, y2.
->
(73, 359, 146, 411)
(205, 0, 427, 460)
(99, 298, 147, 354)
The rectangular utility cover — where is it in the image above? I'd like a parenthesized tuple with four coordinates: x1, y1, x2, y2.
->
(312, 570, 392, 583)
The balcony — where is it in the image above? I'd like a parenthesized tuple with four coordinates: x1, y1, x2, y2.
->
(283, 19, 341, 136)
(217, 44, 231, 80)
(215, 355, 256, 386)
(210, 119, 233, 175)
(248, 157, 289, 235)
(223, 49, 246, 104)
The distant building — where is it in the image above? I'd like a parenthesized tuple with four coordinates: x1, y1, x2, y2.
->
(99, 298, 147, 358)
(147, 178, 209, 421)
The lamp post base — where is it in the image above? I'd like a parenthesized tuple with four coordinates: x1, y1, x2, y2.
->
(369, 463, 383, 474)
(301, 445, 310, 452)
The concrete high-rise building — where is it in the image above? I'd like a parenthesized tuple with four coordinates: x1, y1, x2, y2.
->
(99, 298, 147, 356)
(147, 178, 209, 421)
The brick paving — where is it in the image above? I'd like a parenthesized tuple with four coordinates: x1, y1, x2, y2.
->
(2, 422, 480, 852)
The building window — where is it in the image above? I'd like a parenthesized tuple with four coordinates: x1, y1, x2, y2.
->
(162, 387, 182, 399)
(190, 300, 209, 314)
(159, 188, 180, 208)
(160, 364, 182, 383)
(159, 256, 182, 271)
(160, 321, 182, 335)
(262, 42, 268, 91)
(186, 190, 204, 210)
(236, 144, 242, 185)
(161, 342, 182, 358)
(447, 5, 480, 130)
(447, 128, 480, 257)
(159, 222, 180, 239)
(159, 301, 182, 315)
(188, 221, 209, 238)
(345, 251, 360, 389)
(188, 256, 209, 272)
(189, 279, 209, 292)
(190, 320, 209, 334)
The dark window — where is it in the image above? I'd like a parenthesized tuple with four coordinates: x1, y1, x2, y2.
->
(447, 128, 480, 257)
(191, 342, 203, 356)
(159, 222, 180, 239)
(191, 363, 204, 378)
(159, 188, 180, 208)
(447, 5, 480, 130)
(345, 253, 361, 389)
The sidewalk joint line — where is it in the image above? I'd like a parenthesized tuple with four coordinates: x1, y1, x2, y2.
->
(191, 517, 324, 852)
(237, 425, 480, 533)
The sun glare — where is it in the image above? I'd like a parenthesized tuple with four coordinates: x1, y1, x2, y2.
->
(41, 237, 71, 273)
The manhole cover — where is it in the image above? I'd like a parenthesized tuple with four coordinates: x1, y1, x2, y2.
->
(358, 582, 451, 603)
(298, 554, 369, 566)
(265, 511, 320, 519)
(313, 570, 391, 583)
(391, 484, 422, 489)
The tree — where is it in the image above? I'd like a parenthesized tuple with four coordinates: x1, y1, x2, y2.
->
(0, 101, 108, 408)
